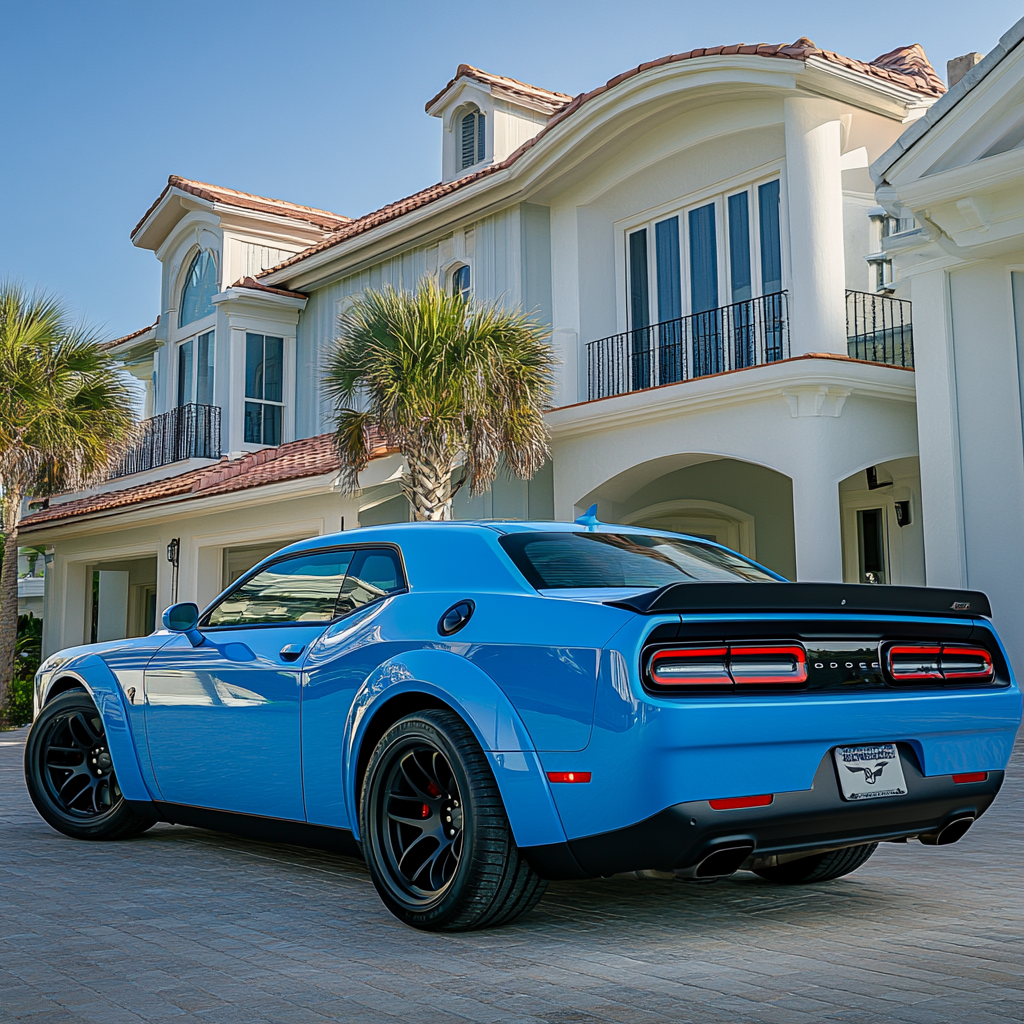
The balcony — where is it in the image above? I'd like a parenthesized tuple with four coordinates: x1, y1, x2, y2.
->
(845, 290, 914, 368)
(587, 292, 790, 401)
(110, 403, 222, 480)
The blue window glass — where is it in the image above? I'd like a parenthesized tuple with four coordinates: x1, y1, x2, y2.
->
(179, 251, 218, 327)
(452, 265, 471, 301)
(628, 229, 650, 391)
(688, 204, 719, 313)
(655, 217, 681, 385)
(689, 204, 722, 377)
(758, 179, 782, 294)
(244, 333, 284, 445)
(177, 340, 193, 407)
(196, 331, 214, 406)
(728, 193, 753, 368)
(727, 193, 752, 303)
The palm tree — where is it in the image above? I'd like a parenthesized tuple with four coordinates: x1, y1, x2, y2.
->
(325, 281, 555, 521)
(0, 283, 138, 719)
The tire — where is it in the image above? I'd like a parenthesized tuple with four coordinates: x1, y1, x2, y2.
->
(753, 842, 878, 884)
(359, 708, 547, 931)
(24, 689, 156, 841)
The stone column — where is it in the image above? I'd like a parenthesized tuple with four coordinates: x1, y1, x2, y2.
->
(784, 96, 847, 357)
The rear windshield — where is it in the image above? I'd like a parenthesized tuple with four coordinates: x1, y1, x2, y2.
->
(499, 532, 777, 589)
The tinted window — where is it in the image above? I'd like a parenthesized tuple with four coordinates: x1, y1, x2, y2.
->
(336, 549, 404, 616)
(499, 532, 777, 589)
(206, 551, 352, 626)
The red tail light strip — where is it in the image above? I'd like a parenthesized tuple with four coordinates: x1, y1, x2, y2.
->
(709, 794, 774, 810)
(952, 772, 988, 784)
(648, 645, 807, 689)
(885, 643, 994, 684)
(546, 771, 591, 783)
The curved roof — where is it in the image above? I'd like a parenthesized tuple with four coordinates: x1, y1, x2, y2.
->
(261, 40, 944, 280)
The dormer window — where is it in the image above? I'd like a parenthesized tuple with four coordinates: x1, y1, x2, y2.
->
(460, 107, 486, 169)
(179, 250, 218, 327)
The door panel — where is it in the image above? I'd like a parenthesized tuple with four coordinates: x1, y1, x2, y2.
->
(144, 626, 323, 818)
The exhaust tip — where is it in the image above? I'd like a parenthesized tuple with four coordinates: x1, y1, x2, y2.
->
(920, 815, 975, 846)
(693, 842, 755, 878)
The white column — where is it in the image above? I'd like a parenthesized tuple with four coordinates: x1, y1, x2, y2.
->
(908, 268, 966, 589)
(784, 97, 847, 356)
(790, 464, 843, 583)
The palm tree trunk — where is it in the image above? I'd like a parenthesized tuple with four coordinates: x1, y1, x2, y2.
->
(0, 491, 22, 724)
(404, 449, 457, 521)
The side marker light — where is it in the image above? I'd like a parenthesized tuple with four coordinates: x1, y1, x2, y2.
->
(708, 794, 773, 810)
(547, 772, 592, 783)
(952, 772, 987, 784)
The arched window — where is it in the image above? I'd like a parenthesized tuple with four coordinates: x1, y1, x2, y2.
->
(460, 107, 486, 170)
(179, 250, 218, 327)
(451, 265, 471, 301)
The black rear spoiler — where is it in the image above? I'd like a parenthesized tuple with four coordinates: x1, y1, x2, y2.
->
(605, 582, 992, 618)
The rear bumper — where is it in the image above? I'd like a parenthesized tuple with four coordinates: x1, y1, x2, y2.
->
(522, 747, 1003, 880)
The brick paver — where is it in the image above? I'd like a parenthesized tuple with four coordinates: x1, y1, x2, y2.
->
(1, 728, 1021, 1023)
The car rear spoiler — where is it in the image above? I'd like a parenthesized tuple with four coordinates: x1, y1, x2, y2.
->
(604, 582, 992, 618)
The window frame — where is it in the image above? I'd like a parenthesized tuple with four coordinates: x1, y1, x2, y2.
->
(618, 168, 786, 334)
(198, 542, 409, 630)
(243, 331, 285, 446)
(450, 263, 472, 300)
(175, 329, 215, 408)
(178, 250, 219, 329)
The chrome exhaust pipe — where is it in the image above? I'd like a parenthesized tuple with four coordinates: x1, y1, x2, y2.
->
(676, 841, 755, 879)
(920, 815, 975, 846)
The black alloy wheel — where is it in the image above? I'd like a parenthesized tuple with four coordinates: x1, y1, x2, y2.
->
(360, 709, 547, 931)
(24, 689, 155, 840)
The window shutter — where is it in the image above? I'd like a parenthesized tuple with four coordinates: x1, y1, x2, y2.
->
(477, 112, 486, 163)
(461, 113, 476, 169)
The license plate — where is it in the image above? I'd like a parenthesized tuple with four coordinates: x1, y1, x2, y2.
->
(834, 743, 908, 801)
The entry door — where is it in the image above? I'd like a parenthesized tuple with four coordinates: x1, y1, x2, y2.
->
(144, 627, 319, 818)
(143, 548, 353, 819)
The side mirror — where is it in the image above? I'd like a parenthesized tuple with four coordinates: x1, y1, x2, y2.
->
(162, 602, 204, 647)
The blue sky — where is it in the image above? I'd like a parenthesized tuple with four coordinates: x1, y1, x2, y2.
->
(1, 0, 1020, 339)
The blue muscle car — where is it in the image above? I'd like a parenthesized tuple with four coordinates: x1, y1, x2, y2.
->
(25, 520, 1023, 930)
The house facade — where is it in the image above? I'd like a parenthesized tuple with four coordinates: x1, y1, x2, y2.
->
(871, 14, 1024, 670)
(23, 37, 955, 659)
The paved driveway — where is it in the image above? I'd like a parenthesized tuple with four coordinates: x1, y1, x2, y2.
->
(1, 727, 1021, 1023)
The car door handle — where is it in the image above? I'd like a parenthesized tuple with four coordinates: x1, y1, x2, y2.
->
(280, 644, 305, 662)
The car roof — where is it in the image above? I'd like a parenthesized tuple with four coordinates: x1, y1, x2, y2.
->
(274, 519, 697, 555)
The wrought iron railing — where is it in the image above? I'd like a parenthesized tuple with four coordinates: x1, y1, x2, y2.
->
(110, 403, 222, 479)
(846, 290, 914, 367)
(586, 291, 789, 401)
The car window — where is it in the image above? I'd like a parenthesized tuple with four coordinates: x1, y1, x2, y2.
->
(335, 548, 405, 616)
(206, 551, 353, 626)
(498, 532, 777, 589)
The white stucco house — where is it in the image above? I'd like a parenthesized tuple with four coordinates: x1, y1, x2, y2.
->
(22, 35, 959, 660)
(870, 14, 1024, 670)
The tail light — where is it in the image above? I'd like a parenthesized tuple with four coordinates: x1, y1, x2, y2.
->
(885, 643, 994, 685)
(649, 647, 730, 688)
(647, 644, 806, 691)
(729, 645, 807, 686)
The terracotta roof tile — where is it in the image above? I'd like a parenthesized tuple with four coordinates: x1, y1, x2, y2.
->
(19, 430, 395, 530)
(230, 276, 309, 300)
(261, 39, 944, 280)
(102, 317, 159, 351)
(132, 175, 350, 239)
(425, 64, 573, 113)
